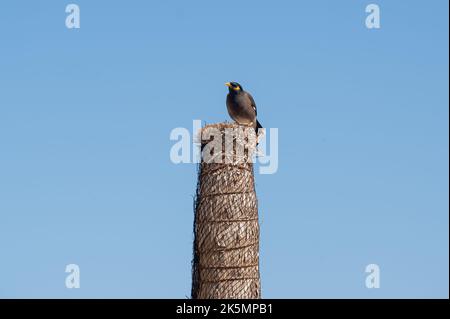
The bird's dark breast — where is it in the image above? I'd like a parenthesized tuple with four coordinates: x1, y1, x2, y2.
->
(226, 93, 256, 126)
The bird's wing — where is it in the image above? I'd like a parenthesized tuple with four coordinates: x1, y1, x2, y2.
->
(246, 92, 257, 116)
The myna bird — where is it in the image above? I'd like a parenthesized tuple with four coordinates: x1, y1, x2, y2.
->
(225, 82, 263, 134)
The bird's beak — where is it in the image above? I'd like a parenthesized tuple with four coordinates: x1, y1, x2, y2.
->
(225, 82, 232, 88)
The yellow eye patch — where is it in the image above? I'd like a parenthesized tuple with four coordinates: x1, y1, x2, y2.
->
(225, 82, 241, 91)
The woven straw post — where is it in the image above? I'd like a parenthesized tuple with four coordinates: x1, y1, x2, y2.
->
(191, 122, 261, 299)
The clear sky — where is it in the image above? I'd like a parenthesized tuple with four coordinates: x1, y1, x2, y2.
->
(0, 0, 448, 298)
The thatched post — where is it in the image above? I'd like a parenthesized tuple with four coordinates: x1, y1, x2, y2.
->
(191, 122, 261, 299)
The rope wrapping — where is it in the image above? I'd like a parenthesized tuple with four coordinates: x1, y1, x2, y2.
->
(191, 123, 261, 299)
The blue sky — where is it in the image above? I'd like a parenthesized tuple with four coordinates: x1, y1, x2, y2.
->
(0, 0, 448, 298)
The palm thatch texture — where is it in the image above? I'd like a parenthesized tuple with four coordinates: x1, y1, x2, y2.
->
(191, 122, 261, 299)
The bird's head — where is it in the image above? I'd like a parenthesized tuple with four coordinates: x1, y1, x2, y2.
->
(225, 82, 243, 94)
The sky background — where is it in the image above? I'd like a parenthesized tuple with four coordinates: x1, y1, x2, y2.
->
(0, 0, 448, 298)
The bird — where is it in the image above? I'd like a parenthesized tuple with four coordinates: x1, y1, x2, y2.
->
(225, 82, 263, 134)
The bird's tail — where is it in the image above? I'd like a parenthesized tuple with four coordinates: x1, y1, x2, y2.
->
(256, 120, 263, 134)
